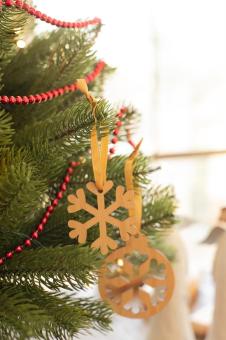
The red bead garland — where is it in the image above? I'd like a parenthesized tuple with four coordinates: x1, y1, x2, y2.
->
(0, 61, 106, 105)
(3, 0, 101, 28)
(110, 106, 126, 152)
(0, 161, 80, 266)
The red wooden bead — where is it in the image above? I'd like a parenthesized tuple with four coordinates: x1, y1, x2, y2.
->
(117, 112, 123, 118)
(113, 129, 119, 136)
(45, 211, 50, 218)
(35, 11, 42, 18)
(15, 245, 23, 253)
(47, 205, 54, 213)
(52, 19, 58, 26)
(22, 2, 29, 10)
(111, 137, 118, 144)
(9, 96, 16, 104)
(34, 94, 42, 103)
(1, 96, 9, 104)
(15, 0, 22, 7)
(22, 96, 29, 105)
(42, 217, 47, 225)
(46, 91, 53, 100)
(86, 75, 92, 82)
(5, 0, 13, 6)
(110, 147, 115, 154)
(64, 85, 70, 92)
(28, 8, 35, 15)
(41, 14, 47, 22)
(67, 167, 73, 174)
(120, 107, 127, 113)
(44, 16, 49, 23)
(0, 258, 4, 266)
(64, 175, 70, 183)
(37, 224, 44, 232)
(57, 191, 63, 199)
(70, 161, 77, 167)
(31, 231, 38, 239)
(52, 90, 59, 97)
(116, 121, 123, 127)
(16, 96, 23, 104)
(57, 88, 64, 96)
(69, 84, 76, 91)
(6, 251, 13, 259)
(60, 183, 67, 191)
(40, 93, 48, 102)
(24, 239, 31, 247)
(28, 95, 36, 103)
(52, 199, 58, 206)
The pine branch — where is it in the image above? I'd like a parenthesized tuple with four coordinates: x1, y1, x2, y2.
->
(142, 186, 177, 232)
(2, 28, 100, 129)
(0, 245, 102, 291)
(0, 148, 47, 235)
(69, 155, 154, 188)
(0, 6, 31, 70)
(2, 28, 95, 93)
(14, 98, 115, 181)
(0, 110, 14, 146)
(0, 283, 111, 340)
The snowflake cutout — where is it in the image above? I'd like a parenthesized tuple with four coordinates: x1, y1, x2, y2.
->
(98, 234, 175, 318)
(67, 180, 137, 254)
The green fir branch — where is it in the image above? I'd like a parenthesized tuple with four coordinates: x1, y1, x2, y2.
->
(14, 99, 115, 181)
(0, 110, 14, 146)
(0, 148, 47, 233)
(0, 283, 111, 340)
(0, 6, 30, 69)
(0, 245, 103, 291)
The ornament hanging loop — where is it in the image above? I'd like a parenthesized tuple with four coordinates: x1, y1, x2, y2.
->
(76, 79, 109, 192)
(124, 139, 143, 234)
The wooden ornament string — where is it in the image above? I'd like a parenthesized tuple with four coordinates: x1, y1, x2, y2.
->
(76, 79, 109, 192)
(124, 139, 143, 233)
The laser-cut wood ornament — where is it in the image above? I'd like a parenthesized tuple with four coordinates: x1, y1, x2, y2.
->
(68, 181, 137, 255)
(67, 80, 137, 255)
(98, 233, 175, 318)
(98, 142, 175, 318)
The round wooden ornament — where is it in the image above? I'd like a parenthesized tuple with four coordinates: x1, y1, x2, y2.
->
(98, 233, 175, 319)
(98, 141, 174, 319)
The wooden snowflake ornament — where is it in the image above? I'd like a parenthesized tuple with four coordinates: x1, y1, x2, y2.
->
(98, 234, 174, 318)
(68, 180, 137, 255)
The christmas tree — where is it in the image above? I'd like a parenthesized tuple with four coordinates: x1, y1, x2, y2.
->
(0, 2, 176, 339)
